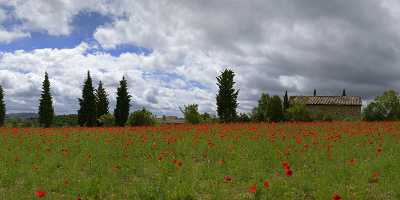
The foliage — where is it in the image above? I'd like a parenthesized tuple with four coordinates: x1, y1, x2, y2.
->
(180, 104, 202, 124)
(0, 85, 5, 126)
(5, 117, 38, 128)
(38, 72, 54, 128)
(114, 77, 131, 126)
(129, 108, 156, 126)
(283, 90, 290, 112)
(268, 95, 284, 122)
(363, 90, 400, 121)
(286, 103, 312, 121)
(95, 81, 109, 118)
(99, 114, 115, 127)
(342, 89, 346, 96)
(201, 112, 212, 123)
(216, 69, 239, 122)
(53, 115, 79, 127)
(252, 93, 270, 122)
(238, 113, 251, 122)
(78, 71, 97, 127)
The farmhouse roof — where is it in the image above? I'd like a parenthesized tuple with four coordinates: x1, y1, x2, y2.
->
(290, 96, 362, 106)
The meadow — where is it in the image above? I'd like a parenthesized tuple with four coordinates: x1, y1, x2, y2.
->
(0, 122, 399, 200)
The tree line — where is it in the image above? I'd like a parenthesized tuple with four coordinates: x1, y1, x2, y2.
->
(0, 68, 396, 127)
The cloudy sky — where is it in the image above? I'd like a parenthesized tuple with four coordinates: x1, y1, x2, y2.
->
(0, 0, 399, 115)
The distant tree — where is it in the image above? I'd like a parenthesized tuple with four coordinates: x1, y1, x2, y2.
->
(114, 76, 131, 126)
(238, 113, 251, 122)
(252, 93, 270, 122)
(363, 102, 385, 121)
(78, 71, 97, 127)
(363, 90, 400, 121)
(283, 90, 290, 112)
(96, 81, 109, 118)
(286, 103, 312, 121)
(268, 95, 284, 122)
(201, 112, 211, 123)
(129, 108, 156, 126)
(38, 72, 54, 128)
(180, 104, 202, 124)
(0, 85, 5, 126)
(216, 69, 239, 122)
(99, 114, 114, 127)
(313, 89, 317, 96)
(342, 89, 346, 96)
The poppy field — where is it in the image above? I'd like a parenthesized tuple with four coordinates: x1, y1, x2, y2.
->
(0, 122, 399, 199)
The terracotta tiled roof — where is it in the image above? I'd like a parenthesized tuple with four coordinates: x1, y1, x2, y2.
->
(290, 96, 362, 106)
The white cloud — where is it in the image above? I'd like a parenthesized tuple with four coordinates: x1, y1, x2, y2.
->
(0, 28, 30, 43)
(0, 43, 216, 115)
(3, 0, 400, 114)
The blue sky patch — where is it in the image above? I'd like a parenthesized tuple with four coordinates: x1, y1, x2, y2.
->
(0, 10, 151, 56)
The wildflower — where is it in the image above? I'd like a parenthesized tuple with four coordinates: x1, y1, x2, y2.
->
(282, 162, 290, 170)
(248, 184, 257, 193)
(263, 180, 269, 188)
(285, 169, 293, 177)
(224, 175, 232, 182)
(332, 194, 341, 200)
(35, 190, 46, 198)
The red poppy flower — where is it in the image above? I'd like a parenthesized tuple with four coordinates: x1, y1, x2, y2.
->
(224, 175, 232, 182)
(248, 184, 257, 193)
(282, 162, 290, 169)
(35, 190, 46, 198)
(76, 196, 82, 200)
(285, 169, 293, 177)
(263, 180, 269, 188)
(332, 194, 341, 200)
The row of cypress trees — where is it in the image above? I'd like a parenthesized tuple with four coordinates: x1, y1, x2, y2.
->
(0, 71, 131, 127)
(77, 71, 131, 127)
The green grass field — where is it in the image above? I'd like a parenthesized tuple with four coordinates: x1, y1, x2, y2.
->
(0, 122, 399, 199)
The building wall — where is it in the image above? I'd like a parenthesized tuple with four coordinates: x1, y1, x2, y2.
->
(306, 105, 361, 119)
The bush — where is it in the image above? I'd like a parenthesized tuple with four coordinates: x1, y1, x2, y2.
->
(238, 113, 251, 122)
(180, 104, 202, 124)
(285, 103, 312, 121)
(129, 108, 156, 126)
(252, 93, 270, 122)
(268, 95, 284, 122)
(363, 90, 400, 121)
(99, 114, 114, 127)
(201, 112, 212, 123)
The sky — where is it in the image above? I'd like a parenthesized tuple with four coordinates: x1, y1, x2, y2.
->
(1, 0, 400, 116)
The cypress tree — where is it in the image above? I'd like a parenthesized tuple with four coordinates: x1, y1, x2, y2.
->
(268, 95, 284, 122)
(216, 69, 239, 122)
(38, 72, 54, 127)
(342, 89, 346, 96)
(114, 76, 131, 126)
(313, 89, 317, 96)
(283, 90, 290, 111)
(0, 85, 5, 126)
(96, 81, 109, 118)
(78, 71, 97, 127)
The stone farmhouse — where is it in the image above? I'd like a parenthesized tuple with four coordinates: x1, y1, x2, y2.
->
(290, 96, 362, 119)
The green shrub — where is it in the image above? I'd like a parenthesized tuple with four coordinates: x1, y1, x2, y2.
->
(238, 113, 251, 122)
(363, 90, 400, 121)
(99, 114, 114, 127)
(129, 108, 156, 126)
(180, 104, 202, 124)
(286, 103, 312, 121)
